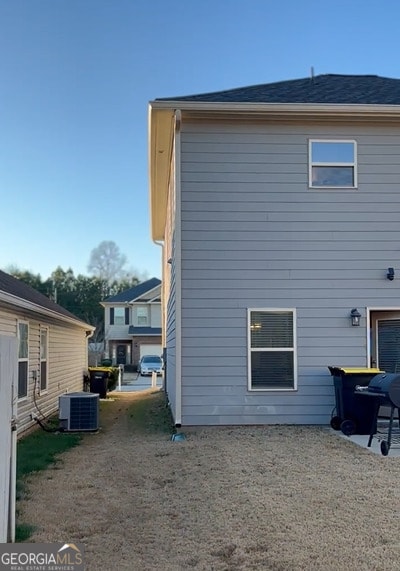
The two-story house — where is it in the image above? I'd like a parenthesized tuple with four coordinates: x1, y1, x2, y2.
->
(101, 277, 162, 367)
(149, 73, 400, 427)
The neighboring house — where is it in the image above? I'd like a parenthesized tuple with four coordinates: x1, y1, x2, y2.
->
(149, 73, 400, 427)
(0, 269, 94, 436)
(101, 277, 162, 366)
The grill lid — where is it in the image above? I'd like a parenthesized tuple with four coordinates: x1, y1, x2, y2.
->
(367, 373, 400, 407)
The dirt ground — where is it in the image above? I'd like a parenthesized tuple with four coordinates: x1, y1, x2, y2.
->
(18, 390, 400, 571)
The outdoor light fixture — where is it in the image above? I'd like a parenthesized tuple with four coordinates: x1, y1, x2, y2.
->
(350, 308, 361, 326)
(387, 267, 395, 281)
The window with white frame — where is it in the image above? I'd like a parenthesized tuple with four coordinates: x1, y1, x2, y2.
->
(18, 321, 29, 399)
(40, 328, 48, 391)
(248, 309, 296, 390)
(113, 307, 125, 325)
(137, 306, 148, 326)
(309, 140, 357, 188)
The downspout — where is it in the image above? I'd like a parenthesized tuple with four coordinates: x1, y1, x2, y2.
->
(85, 329, 94, 369)
(174, 109, 182, 426)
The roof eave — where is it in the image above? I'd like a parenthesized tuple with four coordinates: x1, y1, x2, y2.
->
(0, 291, 94, 331)
(149, 100, 400, 115)
(148, 100, 400, 241)
(148, 105, 175, 241)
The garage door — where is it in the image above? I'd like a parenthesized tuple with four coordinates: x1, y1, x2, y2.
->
(140, 344, 162, 359)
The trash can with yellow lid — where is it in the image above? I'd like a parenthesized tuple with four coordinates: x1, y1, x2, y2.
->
(88, 367, 110, 399)
(328, 366, 383, 436)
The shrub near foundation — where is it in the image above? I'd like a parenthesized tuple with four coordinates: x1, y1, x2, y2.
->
(107, 367, 119, 391)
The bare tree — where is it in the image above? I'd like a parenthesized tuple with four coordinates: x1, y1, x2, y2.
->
(87, 241, 127, 285)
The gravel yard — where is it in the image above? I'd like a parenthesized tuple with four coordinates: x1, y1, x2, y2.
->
(17, 390, 400, 571)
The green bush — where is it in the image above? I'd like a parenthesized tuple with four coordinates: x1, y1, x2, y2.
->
(107, 367, 120, 391)
(87, 366, 120, 392)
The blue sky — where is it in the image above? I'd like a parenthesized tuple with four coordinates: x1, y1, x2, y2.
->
(1, 0, 400, 280)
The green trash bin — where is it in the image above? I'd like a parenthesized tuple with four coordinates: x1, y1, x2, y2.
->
(328, 366, 383, 436)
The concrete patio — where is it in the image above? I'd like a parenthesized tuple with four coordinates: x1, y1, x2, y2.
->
(332, 418, 400, 457)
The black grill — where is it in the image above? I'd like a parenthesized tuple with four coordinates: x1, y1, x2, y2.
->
(361, 373, 400, 408)
(355, 373, 400, 455)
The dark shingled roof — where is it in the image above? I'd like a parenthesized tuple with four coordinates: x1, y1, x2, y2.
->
(104, 277, 161, 303)
(157, 74, 400, 105)
(0, 269, 89, 324)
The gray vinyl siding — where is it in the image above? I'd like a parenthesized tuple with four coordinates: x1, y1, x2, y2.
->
(163, 141, 179, 420)
(179, 118, 400, 425)
(165, 229, 177, 418)
(0, 306, 88, 436)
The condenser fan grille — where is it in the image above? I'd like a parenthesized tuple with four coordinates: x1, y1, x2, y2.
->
(59, 392, 99, 432)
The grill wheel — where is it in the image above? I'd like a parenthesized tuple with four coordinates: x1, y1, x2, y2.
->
(380, 441, 389, 456)
(340, 419, 356, 436)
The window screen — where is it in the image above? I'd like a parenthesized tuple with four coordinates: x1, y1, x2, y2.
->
(249, 310, 296, 390)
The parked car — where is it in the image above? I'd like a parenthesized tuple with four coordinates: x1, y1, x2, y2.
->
(137, 355, 163, 376)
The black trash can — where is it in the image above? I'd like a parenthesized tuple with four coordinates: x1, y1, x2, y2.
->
(89, 368, 109, 399)
(328, 366, 382, 435)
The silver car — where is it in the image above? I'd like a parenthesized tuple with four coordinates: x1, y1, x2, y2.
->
(137, 355, 163, 376)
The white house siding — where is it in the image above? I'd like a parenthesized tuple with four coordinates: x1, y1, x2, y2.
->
(107, 325, 130, 340)
(0, 307, 88, 435)
(179, 117, 400, 425)
(130, 303, 161, 327)
(149, 304, 162, 327)
(105, 300, 161, 334)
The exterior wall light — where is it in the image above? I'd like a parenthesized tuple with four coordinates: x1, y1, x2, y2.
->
(387, 267, 395, 280)
(350, 308, 361, 326)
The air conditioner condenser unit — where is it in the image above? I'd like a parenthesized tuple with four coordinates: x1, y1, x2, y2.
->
(59, 392, 99, 432)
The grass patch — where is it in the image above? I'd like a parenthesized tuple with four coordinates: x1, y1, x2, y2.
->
(17, 426, 81, 481)
(16, 421, 82, 542)
(127, 391, 175, 434)
(15, 523, 36, 543)
(15, 393, 173, 541)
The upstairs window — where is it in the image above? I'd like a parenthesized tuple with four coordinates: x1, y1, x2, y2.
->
(248, 309, 297, 391)
(309, 140, 357, 188)
(110, 307, 129, 325)
(114, 307, 125, 325)
(137, 307, 148, 326)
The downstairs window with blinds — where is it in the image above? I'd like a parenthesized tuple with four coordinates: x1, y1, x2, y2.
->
(248, 309, 297, 390)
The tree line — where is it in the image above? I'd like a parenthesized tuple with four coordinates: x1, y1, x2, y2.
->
(7, 241, 141, 342)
